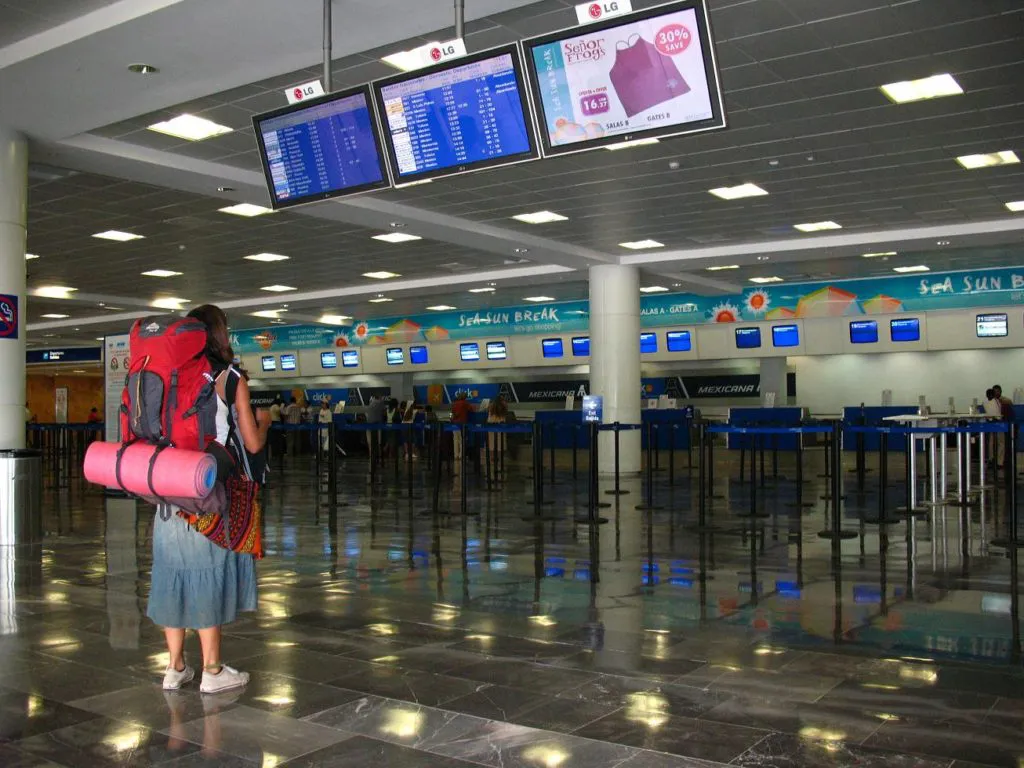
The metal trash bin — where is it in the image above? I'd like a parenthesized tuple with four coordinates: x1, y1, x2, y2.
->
(0, 449, 42, 546)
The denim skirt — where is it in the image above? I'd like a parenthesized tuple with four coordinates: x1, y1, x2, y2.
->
(147, 508, 257, 630)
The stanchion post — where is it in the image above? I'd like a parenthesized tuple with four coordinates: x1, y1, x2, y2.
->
(697, 421, 706, 528)
(548, 422, 556, 486)
(328, 423, 337, 511)
(605, 423, 626, 496)
(669, 423, 676, 487)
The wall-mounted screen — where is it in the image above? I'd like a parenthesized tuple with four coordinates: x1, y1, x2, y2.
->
(977, 313, 1008, 338)
(280, 354, 297, 371)
(771, 324, 799, 348)
(572, 336, 590, 356)
(385, 347, 404, 365)
(735, 327, 762, 349)
(341, 350, 360, 367)
(890, 318, 920, 342)
(260, 355, 277, 372)
(410, 345, 429, 364)
(541, 338, 564, 358)
(460, 342, 480, 362)
(252, 86, 389, 209)
(373, 45, 539, 184)
(849, 320, 878, 344)
(486, 341, 507, 360)
(321, 351, 338, 369)
(666, 330, 691, 352)
(523, 0, 725, 157)
(640, 332, 658, 354)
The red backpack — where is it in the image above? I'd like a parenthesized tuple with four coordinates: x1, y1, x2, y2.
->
(119, 315, 218, 450)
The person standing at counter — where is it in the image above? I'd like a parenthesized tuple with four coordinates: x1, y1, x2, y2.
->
(451, 391, 474, 474)
(284, 397, 302, 456)
(994, 384, 1017, 468)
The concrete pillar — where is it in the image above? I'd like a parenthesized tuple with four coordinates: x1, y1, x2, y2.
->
(589, 264, 640, 474)
(0, 128, 27, 449)
(759, 357, 787, 406)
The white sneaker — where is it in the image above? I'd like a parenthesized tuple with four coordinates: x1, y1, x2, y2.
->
(162, 665, 195, 691)
(200, 664, 249, 694)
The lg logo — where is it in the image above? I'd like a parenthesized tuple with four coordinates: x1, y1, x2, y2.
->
(431, 43, 457, 62)
(293, 87, 304, 101)
(294, 85, 316, 100)
(430, 47, 442, 61)
(576, 0, 629, 24)
(589, 1, 619, 19)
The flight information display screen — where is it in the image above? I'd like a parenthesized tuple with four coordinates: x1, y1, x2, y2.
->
(890, 318, 920, 342)
(261, 355, 276, 372)
(542, 338, 564, 358)
(524, 0, 725, 156)
(572, 336, 590, 356)
(735, 327, 761, 349)
(640, 333, 658, 354)
(386, 347, 404, 365)
(342, 350, 360, 367)
(666, 330, 691, 352)
(772, 324, 799, 348)
(253, 86, 389, 209)
(849, 321, 878, 344)
(486, 341, 508, 360)
(374, 45, 539, 183)
(977, 313, 1008, 337)
(321, 352, 338, 369)
(280, 354, 297, 371)
(410, 345, 429, 364)
(460, 343, 480, 362)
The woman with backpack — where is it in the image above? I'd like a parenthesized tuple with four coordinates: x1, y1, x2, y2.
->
(148, 304, 270, 694)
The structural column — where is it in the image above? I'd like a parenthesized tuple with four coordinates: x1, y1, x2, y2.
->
(589, 264, 640, 475)
(0, 128, 27, 450)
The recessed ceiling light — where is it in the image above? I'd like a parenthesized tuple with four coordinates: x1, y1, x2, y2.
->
(219, 203, 274, 217)
(141, 269, 182, 278)
(381, 49, 423, 72)
(794, 221, 842, 232)
(708, 183, 768, 200)
(1005, 201, 1024, 212)
(619, 240, 665, 250)
(147, 114, 232, 141)
(511, 210, 568, 224)
(245, 252, 290, 262)
(93, 230, 144, 242)
(937, 240, 951, 246)
(25, 253, 39, 260)
(605, 138, 660, 151)
(251, 309, 287, 319)
(151, 297, 190, 310)
(880, 73, 963, 104)
(72, 369, 87, 373)
(362, 271, 401, 279)
(95, 337, 104, 341)
(706, 264, 739, 271)
(427, 305, 456, 311)
(34, 286, 77, 299)
(217, 186, 235, 193)
(862, 251, 898, 258)
(128, 63, 159, 75)
(372, 232, 422, 243)
(469, 287, 496, 293)
(41, 313, 69, 319)
(368, 297, 393, 303)
(524, 296, 555, 302)
(394, 179, 433, 189)
(749, 276, 784, 284)
(640, 286, 669, 293)
(956, 151, 1019, 169)
(318, 314, 350, 324)
(261, 285, 296, 292)
(893, 265, 930, 273)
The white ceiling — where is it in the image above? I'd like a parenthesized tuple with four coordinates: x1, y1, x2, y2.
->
(4, 0, 1024, 350)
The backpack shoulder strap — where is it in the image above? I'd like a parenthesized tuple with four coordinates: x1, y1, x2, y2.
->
(223, 365, 240, 408)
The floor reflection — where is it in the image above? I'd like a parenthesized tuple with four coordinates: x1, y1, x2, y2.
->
(0, 447, 1020, 766)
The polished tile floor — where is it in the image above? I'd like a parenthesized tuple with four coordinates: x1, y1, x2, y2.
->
(2, 441, 1023, 767)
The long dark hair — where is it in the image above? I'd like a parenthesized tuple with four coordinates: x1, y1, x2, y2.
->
(187, 304, 234, 367)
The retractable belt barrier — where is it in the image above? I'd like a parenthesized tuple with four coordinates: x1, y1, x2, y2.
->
(29, 423, 104, 490)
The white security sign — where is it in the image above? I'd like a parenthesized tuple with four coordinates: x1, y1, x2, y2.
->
(285, 79, 326, 105)
(104, 334, 130, 442)
(575, 0, 632, 25)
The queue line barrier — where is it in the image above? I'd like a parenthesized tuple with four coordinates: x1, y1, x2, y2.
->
(28, 423, 104, 489)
